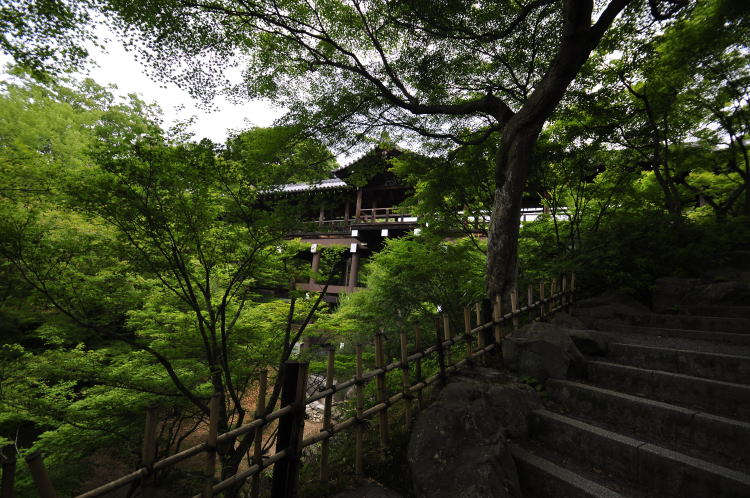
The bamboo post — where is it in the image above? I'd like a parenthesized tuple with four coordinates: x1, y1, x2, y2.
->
(399, 330, 412, 426)
(474, 302, 484, 351)
(492, 295, 503, 343)
(270, 362, 308, 498)
(442, 313, 451, 365)
(319, 347, 335, 482)
(25, 451, 56, 498)
(414, 325, 424, 410)
(527, 284, 534, 323)
(539, 281, 546, 320)
(251, 370, 268, 498)
(374, 332, 389, 450)
(511, 286, 519, 329)
(570, 272, 576, 309)
(141, 406, 158, 497)
(355, 345, 365, 477)
(463, 307, 473, 361)
(202, 393, 221, 498)
(550, 279, 558, 314)
(435, 318, 447, 385)
(1, 445, 16, 498)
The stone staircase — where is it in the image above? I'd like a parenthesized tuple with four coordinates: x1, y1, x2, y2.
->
(511, 253, 750, 497)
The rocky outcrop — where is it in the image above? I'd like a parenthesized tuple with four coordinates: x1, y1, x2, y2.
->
(653, 276, 750, 312)
(573, 290, 651, 327)
(407, 368, 540, 498)
(548, 312, 587, 330)
(502, 322, 588, 382)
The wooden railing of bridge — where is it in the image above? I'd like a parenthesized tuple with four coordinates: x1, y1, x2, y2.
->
(18, 274, 575, 498)
(356, 208, 414, 223)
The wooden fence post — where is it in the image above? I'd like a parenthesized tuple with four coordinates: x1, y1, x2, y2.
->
(414, 325, 424, 411)
(251, 370, 268, 498)
(511, 286, 519, 329)
(570, 272, 576, 310)
(355, 345, 365, 477)
(141, 406, 158, 497)
(271, 362, 308, 498)
(374, 332, 389, 450)
(539, 281, 546, 320)
(25, 451, 56, 498)
(463, 307, 473, 361)
(562, 275, 568, 310)
(527, 284, 534, 323)
(399, 330, 412, 426)
(442, 313, 451, 365)
(435, 318, 447, 385)
(1, 445, 15, 498)
(320, 347, 335, 482)
(202, 393, 221, 498)
(550, 279, 558, 314)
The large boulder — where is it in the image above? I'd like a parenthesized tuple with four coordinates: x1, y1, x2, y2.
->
(547, 313, 608, 355)
(407, 368, 540, 498)
(567, 328, 608, 356)
(548, 312, 587, 330)
(502, 322, 586, 382)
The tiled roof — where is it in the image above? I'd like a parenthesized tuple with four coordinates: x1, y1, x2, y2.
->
(262, 146, 396, 196)
(276, 177, 352, 193)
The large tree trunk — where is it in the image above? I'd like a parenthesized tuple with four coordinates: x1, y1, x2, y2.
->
(486, 129, 541, 297)
(483, 0, 633, 297)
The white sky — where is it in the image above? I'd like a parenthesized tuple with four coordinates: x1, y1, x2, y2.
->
(84, 28, 283, 144)
(0, 22, 284, 144)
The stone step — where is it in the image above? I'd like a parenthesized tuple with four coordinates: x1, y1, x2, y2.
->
(727, 251, 750, 271)
(511, 445, 632, 498)
(639, 313, 750, 333)
(586, 361, 750, 419)
(651, 277, 750, 311)
(682, 305, 750, 319)
(530, 409, 750, 497)
(606, 342, 750, 384)
(547, 379, 750, 468)
(591, 321, 750, 346)
(585, 329, 750, 358)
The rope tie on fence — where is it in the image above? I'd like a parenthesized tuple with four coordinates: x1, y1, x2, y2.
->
(353, 416, 369, 428)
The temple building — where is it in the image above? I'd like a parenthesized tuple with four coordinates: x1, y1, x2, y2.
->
(262, 147, 545, 301)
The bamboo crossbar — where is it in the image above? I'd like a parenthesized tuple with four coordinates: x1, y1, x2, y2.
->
(74, 279, 574, 498)
(74, 405, 293, 498)
(192, 449, 290, 498)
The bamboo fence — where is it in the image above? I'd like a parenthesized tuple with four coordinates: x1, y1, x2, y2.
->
(14, 275, 574, 498)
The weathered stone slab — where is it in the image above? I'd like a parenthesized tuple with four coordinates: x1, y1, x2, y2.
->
(407, 368, 539, 498)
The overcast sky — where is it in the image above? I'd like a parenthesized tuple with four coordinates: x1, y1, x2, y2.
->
(87, 28, 285, 144)
(0, 22, 283, 145)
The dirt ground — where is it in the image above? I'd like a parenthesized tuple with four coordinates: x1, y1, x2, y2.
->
(78, 385, 325, 495)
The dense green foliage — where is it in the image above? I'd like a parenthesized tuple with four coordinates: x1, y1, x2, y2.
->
(0, 72, 336, 495)
(0, 0, 749, 496)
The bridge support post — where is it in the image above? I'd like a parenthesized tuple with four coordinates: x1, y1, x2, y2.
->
(25, 451, 56, 498)
(271, 362, 308, 498)
(1, 445, 16, 498)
